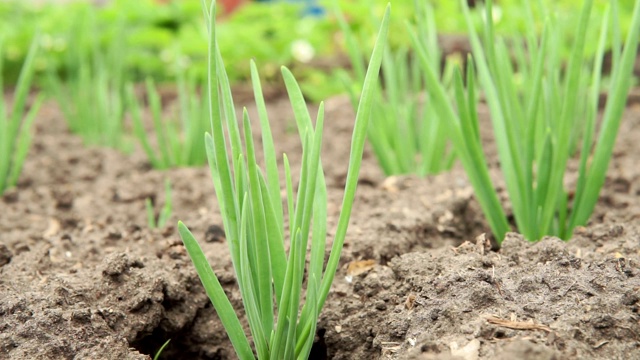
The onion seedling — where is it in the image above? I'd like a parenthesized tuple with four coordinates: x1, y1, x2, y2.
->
(177, 1, 389, 358)
(465, 0, 640, 241)
(145, 179, 172, 229)
(0, 35, 42, 195)
(127, 70, 209, 169)
(46, 8, 128, 150)
(336, 0, 454, 176)
(413, 0, 640, 243)
(152, 339, 170, 360)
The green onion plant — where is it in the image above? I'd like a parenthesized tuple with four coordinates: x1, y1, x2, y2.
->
(0, 35, 42, 195)
(412, 0, 640, 243)
(127, 71, 209, 169)
(46, 8, 128, 150)
(152, 339, 170, 360)
(177, 1, 389, 358)
(336, 1, 455, 176)
(146, 179, 172, 229)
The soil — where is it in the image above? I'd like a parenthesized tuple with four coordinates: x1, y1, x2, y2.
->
(1, 90, 640, 360)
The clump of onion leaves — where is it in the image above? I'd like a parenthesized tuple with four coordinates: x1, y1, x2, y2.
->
(177, 1, 390, 358)
(0, 35, 42, 195)
(411, 0, 640, 243)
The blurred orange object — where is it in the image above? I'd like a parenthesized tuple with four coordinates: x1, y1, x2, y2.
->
(219, 0, 245, 14)
(153, 0, 245, 14)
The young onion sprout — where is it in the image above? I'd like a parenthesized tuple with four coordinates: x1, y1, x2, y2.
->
(0, 35, 42, 195)
(411, 0, 640, 243)
(177, 1, 390, 358)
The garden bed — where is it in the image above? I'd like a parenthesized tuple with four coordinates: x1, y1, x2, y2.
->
(1, 92, 639, 359)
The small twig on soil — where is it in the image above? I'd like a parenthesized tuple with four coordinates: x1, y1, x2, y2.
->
(405, 293, 417, 310)
(381, 342, 402, 357)
(618, 325, 639, 338)
(561, 281, 578, 297)
(494, 280, 504, 298)
(486, 316, 552, 333)
(593, 341, 609, 349)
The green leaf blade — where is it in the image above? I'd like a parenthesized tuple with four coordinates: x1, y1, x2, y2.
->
(177, 222, 254, 360)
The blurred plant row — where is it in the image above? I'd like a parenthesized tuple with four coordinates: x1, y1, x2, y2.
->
(2, 0, 340, 99)
(2, 0, 635, 98)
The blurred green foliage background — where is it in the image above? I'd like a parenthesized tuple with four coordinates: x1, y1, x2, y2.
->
(0, 0, 635, 100)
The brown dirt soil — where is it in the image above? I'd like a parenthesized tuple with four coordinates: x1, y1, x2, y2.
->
(1, 92, 640, 360)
